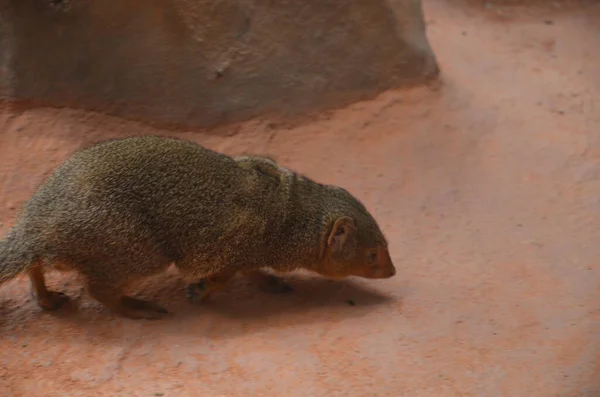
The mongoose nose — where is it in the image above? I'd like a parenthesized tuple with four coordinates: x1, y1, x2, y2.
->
(378, 247, 396, 278)
(372, 264, 395, 279)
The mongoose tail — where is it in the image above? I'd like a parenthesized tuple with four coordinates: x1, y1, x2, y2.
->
(0, 230, 33, 286)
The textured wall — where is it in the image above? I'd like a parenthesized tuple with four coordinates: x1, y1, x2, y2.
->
(1, 0, 438, 128)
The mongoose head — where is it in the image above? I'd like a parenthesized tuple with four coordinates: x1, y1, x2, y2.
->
(318, 187, 396, 280)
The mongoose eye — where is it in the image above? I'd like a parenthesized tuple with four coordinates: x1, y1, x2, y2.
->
(367, 251, 378, 263)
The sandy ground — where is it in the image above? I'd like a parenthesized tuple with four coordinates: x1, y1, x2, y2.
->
(1, 1, 600, 396)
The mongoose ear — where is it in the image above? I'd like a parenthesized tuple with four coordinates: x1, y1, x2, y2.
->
(327, 216, 356, 253)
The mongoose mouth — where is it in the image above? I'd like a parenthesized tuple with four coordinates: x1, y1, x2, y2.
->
(370, 265, 397, 279)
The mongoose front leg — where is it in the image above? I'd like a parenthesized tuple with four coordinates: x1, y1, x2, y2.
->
(86, 280, 168, 320)
(242, 269, 294, 294)
(185, 271, 235, 304)
(28, 263, 70, 311)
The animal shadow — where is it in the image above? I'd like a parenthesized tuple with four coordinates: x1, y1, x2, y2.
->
(0, 271, 401, 340)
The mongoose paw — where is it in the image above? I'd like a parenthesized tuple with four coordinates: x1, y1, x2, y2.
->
(261, 276, 294, 294)
(273, 282, 294, 294)
(121, 297, 168, 320)
(184, 280, 210, 304)
(37, 291, 70, 311)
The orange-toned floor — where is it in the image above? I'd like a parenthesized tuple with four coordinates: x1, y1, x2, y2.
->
(1, 1, 599, 396)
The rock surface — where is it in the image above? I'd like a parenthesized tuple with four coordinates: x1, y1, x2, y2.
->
(0, 0, 438, 128)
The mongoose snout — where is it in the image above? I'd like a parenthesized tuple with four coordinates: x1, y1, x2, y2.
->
(365, 246, 396, 279)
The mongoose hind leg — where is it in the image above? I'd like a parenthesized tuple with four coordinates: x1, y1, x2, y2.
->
(184, 270, 235, 304)
(243, 269, 293, 294)
(86, 280, 168, 320)
(28, 263, 70, 311)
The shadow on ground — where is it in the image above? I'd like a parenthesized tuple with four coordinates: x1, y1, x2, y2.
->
(0, 272, 400, 341)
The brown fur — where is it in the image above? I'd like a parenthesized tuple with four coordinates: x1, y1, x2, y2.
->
(0, 136, 395, 319)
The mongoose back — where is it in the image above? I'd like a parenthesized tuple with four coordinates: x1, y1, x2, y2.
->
(0, 136, 395, 319)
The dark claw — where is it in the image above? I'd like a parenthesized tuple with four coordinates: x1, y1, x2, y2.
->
(39, 291, 70, 311)
(272, 282, 294, 294)
(281, 283, 294, 293)
(120, 296, 168, 319)
(185, 280, 208, 303)
(262, 277, 294, 294)
(155, 306, 169, 314)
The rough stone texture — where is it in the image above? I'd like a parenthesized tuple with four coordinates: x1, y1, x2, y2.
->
(0, 0, 438, 128)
